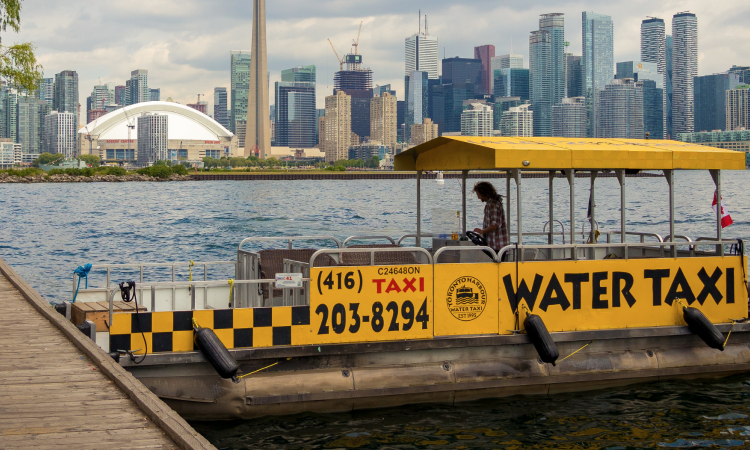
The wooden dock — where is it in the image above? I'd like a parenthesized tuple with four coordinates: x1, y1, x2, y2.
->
(0, 257, 216, 450)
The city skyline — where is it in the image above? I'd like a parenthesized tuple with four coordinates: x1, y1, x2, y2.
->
(16, 1, 750, 113)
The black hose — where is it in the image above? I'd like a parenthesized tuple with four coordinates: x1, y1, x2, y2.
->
(120, 281, 147, 364)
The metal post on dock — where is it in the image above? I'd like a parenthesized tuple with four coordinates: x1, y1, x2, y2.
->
(416, 170, 422, 248)
(710, 169, 723, 256)
(565, 169, 575, 250)
(616, 169, 627, 259)
(506, 170, 512, 237)
(664, 169, 675, 257)
(462, 170, 468, 239)
(511, 169, 522, 246)
(589, 171, 597, 247)
(548, 171, 554, 245)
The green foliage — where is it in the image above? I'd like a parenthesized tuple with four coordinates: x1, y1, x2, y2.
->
(0, 1, 42, 94)
(154, 160, 167, 166)
(33, 152, 63, 166)
(324, 165, 346, 172)
(137, 165, 172, 179)
(77, 154, 100, 168)
(202, 157, 220, 169)
(100, 166, 126, 176)
(48, 168, 96, 177)
(170, 164, 187, 175)
(229, 157, 247, 167)
(0, 167, 43, 176)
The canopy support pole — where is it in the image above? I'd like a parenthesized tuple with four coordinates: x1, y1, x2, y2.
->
(710, 169, 723, 256)
(548, 171, 554, 245)
(506, 170, 512, 238)
(511, 169, 522, 246)
(664, 169, 675, 257)
(462, 170, 468, 239)
(564, 169, 575, 252)
(615, 169, 626, 244)
(589, 171, 598, 247)
(416, 170, 422, 248)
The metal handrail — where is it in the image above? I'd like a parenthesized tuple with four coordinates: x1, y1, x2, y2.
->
(309, 247, 434, 268)
(665, 235, 693, 242)
(543, 220, 566, 244)
(396, 233, 433, 246)
(603, 231, 664, 243)
(342, 235, 397, 247)
(434, 246, 498, 263)
(238, 235, 342, 251)
(496, 239, 731, 262)
(694, 237, 741, 243)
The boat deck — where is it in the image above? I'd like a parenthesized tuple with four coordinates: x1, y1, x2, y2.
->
(0, 257, 215, 450)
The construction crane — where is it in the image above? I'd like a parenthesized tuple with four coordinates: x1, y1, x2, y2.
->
(196, 93, 203, 104)
(327, 39, 344, 71)
(352, 21, 363, 55)
(123, 108, 136, 162)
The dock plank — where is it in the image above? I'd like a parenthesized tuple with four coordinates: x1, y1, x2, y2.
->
(0, 260, 215, 450)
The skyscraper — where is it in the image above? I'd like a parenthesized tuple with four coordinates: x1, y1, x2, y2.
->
(672, 12, 698, 136)
(641, 18, 667, 139)
(370, 92, 397, 149)
(334, 55, 373, 141)
(552, 97, 586, 137)
(274, 81, 316, 148)
(53, 70, 78, 136)
(494, 68, 530, 100)
(246, 0, 272, 158)
(17, 97, 49, 156)
(43, 111, 76, 157)
(410, 118, 438, 146)
(213, 87, 229, 129)
(39, 78, 54, 103)
(500, 103, 533, 137)
(442, 57, 483, 91)
(149, 88, 160, 102)
(125, 70, 149, 106)
(530, 13, 565, 137)
(474, 45, 496, 95)
(616, 61, 664, 139)
(230, 50, 251, 134)
(582, 11, 614, 137)
(405, 31, 439, 80)
(490, 54, 524, 94)
(726, 86, 750, 131)
(597, 79, 644, 139)
(137, 113, 168, 164)
(461, 103, 493, 137)
(324, 90, 351, 163)
(565, 54, 582, 98)
(281, 65, 316, 83)
(405, 71, 428, 143)
(667, 35, 673, 137)
(694, 72, 740, 132)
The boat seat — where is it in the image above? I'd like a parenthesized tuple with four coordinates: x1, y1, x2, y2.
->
(258, 249, 337, 301)
(341, 244, 418, 266)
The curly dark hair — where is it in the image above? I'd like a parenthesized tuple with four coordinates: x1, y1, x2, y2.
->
(472, 181, 501, 201)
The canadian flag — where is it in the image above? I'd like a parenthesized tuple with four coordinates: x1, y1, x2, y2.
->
(712, 191, 734, 228)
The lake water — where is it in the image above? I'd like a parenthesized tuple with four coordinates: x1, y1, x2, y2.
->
(1, 171, 750, 448)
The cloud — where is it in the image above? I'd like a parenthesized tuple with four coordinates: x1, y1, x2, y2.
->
(9, 0, 750, 124)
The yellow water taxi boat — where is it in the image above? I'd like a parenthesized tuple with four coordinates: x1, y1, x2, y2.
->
(65, 137, 748, 420)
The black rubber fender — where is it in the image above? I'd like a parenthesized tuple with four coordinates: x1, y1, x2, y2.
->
(524, 314, 560, 365)
(683, 307, 725, 351)
(194, 327, 240, 378)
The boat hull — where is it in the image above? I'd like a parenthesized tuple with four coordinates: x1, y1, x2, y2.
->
(123, 324, 750, 421)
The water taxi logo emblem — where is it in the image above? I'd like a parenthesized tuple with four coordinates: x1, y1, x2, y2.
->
(446, 277, 487, 321)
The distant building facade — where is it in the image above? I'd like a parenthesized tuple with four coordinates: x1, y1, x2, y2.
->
(726, 86, 750, 131)
(494, 68, 530, 101)
(370, 92, 397, 149)
(500, 103, 533, 137)
(616, 61, 664, 139)
(410, 118, 438, 146)
(474, 45, 496, 95)
(582, 11, 614, 137)
(671, 12, 698, 135)
(693, 72, 740, 132)
(552, 97, 586, 137)
(136, 113, 168, 164)
(324, 91, 351, 163)
(461, 103, 493, 137)
(213, 87, 229, 129)
(43, 111, 76, 157)
(597, 78, 644, 139)
(405, 71, 428, 143)
(230, 50, 251, 133)
(274, 81, 316, 148)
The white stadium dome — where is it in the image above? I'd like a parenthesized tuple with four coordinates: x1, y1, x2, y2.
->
(78, 101, 233, 140)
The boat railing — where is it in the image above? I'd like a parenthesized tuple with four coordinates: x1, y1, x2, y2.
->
(396, 233, 433, 246)
(663, 235, 693, 242)
(542, 220, 566, 244)
(434, 246, 498, 264)
(603, 231, 664, 243)
(104, 278, 309, 327)
(238, 235, 342, 251)
(496, 239, 737, 262)
(309, 247, 434, 267)
(72, 260, 237, 304)
(282, 259, 310, 306)
(342, 235, 397, 247)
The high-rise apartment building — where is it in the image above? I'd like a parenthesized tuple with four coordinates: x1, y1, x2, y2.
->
(53, 70, 78, 124)
(582, 12, 614, 137)
(17, 97, 48, 156)
(1, 91, 17, 143)
(324, 90, 351, 163)
(114, 86, 125, 106)
(274, 81, 316, 148)
(726, 86, 750, 131)
(494, 68, 530, 100)
(552, 97, 586, 137)
(39, 78, 54, 103)
(370, 92, 397, 149)
(694, 72, 740, 132)
(672, 12, 698, 136)
(334, 55, 373, 141)
(616, 61, 664, 139)
(666, 35, 673, 137)
(149, 88, 160, 102)
(461, 103, 493, 137)
(729, 66, 750, 84)
(500, 103, 533, 137)
(136, 113, 168, 164)
(490, 54, 524, 94)
(125, 70, 149, 106)
(597, 79, 644, 139)
(431, 83, 476, 135)
(213, 87, 229, 129)
(281, 65, 316, 83)
(405, 33, 439, 80)
(230, 50, 251, 134)
(43, 111, 76, 157)
(641, 17, 667, 137)
(405, 71, 428, 143)
(493, 97, 524, 130)
(474, 45, 496, 95)
(410, 118, 438, 146)
(565, 54, 582, 98)
(530, 13, 565, 137)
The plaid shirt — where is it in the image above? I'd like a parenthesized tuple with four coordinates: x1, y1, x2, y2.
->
(483, 197, 509, 252)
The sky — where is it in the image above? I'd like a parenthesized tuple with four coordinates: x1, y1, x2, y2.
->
(9, 0, 750, 122)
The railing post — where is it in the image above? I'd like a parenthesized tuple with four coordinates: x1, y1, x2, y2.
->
(548, 171, 554, 245)
(664, 169, 675, 257)
(416, 170, 422, 248)
(462, 170, 468, 240)
(565, 169, 575, 245)
(616, 169, 626, 244)
(511, 169, 522, 245)
(710, 169, 723, 256)
(506, 170, 512, 238)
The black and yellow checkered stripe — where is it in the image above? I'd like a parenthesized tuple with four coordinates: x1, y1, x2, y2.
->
(109, 306, 311, 354)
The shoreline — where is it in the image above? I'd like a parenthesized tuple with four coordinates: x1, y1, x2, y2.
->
(0, 171, 663, 183)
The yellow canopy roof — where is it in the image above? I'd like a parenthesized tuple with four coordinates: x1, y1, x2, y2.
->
(393, 136, 746, 171)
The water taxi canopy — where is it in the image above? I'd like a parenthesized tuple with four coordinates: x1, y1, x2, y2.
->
(393, 136, 745, 171)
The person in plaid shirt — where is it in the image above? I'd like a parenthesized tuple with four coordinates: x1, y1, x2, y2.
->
(473, 181, 509, 257)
